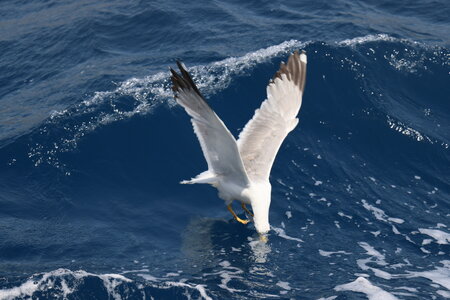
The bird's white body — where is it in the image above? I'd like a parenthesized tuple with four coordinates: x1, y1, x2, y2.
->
(170, 51, 307, 234)
(210, 176, 272, 233)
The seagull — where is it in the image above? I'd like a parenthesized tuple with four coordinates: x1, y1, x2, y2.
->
(170, 51, 307, 237)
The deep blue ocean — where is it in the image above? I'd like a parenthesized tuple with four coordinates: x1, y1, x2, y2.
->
(1, 0, 449, 299)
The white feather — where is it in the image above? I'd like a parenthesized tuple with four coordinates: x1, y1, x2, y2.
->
(237, 51, 307, 182)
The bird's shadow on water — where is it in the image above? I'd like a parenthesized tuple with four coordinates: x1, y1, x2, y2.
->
(180, 217, 272, 273)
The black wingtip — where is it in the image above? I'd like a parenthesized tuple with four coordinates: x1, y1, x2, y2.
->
(270, 50, 307, 88)
(176, 60, 186, 72)
(169, 67, 177, 77)
(169, 60, 206, 99)
(170, 66, 186, 93)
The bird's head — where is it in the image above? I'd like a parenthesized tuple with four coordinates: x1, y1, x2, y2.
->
(253, 202, 270, 234)
(249, 184, 272, 235)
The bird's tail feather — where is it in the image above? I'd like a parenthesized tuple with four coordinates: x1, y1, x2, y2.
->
(180, 170, 217, 185)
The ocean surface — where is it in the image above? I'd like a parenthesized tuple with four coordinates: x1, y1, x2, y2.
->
(1, 0, 449, 299)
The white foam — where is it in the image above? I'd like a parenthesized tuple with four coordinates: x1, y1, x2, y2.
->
(248, 237, 272, 264)
(199, 260, 246, 295)
(418, 228, 450, 245)
(166, 282, 212, 300)
(272, 226, 304, 243)
(422, 238, 433, 246)
(138, 273, 159, 281)
(356, 242, 395, 280)
(371, 268, 392, 280)
(361, 199, 404, 224)
(359, 242, 386, 263)
(386, 54, 423, 74)
(370, 231, 381, 237)
(285, 211, 292, 219)
(437, 290, 450, 298)
(334, 277, 399, 300)
(389, 118, 424, 137)
(407, 260, 450, 291)
(319, 250, 351, 257)
(0, 269, 131, 300)
(137, 273, 213, 300)
(386, 116, 447, 148)
(0, 267, 216, 300)
(392, 225, 400, 235)
(354, 246, 450, 297)
(338, 211, 353, 219)
(338, 34, 397, 46)
(121, 268, 150, 274)
(276, 281, 291, 290)
(394, 286, 418, 292)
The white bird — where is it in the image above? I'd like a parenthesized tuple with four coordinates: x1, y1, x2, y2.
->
(170, 51, 307, 237)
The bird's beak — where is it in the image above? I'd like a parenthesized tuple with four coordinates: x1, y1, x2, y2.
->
(259, 233, 268, 243)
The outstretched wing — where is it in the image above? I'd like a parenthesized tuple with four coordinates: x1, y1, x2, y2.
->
(237, 51, 307, 182)
(170, 61, 249, 185)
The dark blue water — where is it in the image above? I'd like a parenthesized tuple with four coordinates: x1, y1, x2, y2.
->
(1, 1, 449, 299)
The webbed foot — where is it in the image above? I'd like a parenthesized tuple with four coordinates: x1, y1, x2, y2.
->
(227, 204, 250, 225)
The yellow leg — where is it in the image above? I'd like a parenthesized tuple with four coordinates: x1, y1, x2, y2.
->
(241, 203, 254, 217)
(227, 204, 250, 225)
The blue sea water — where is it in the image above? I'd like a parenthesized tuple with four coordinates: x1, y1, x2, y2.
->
(1, 0, 449, 299)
